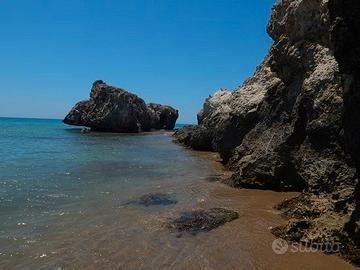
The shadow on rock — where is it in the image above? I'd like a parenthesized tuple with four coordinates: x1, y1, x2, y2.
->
(167, 208, 238, 236)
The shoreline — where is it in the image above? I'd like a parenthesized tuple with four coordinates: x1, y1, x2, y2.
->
(175, 136, 357, 269)
(0, 120, 356, 269)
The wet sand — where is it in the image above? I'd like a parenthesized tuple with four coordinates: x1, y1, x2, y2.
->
(39, 150, 355, 270)
(181, 151, 357, 270)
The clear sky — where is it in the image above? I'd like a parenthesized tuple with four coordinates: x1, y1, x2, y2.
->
(0, 0, 275, 124)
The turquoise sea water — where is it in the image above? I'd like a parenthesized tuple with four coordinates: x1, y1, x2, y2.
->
(0, 118, 354, 270)
(0, 118, 223, 269)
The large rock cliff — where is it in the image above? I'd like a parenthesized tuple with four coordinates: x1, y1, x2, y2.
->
(64, 80, 178, 132)
(174, 0, 360, 264)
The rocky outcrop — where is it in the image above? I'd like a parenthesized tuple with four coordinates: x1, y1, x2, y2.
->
(63, 80, 178, 132)
(174, 0, 360, 265)
(175, 57, 279, 162)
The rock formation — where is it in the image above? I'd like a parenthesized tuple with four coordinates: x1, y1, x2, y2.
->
(167, 208, 239, 236)
(174, 0, 360, 264)
(63, 80, 178, 132)
(147, 103, 179, 130)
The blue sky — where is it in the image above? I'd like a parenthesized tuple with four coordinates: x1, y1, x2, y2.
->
(0, 0, 275, 124)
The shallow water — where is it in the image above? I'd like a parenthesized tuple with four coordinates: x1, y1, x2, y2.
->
(0, 118, 355, 269)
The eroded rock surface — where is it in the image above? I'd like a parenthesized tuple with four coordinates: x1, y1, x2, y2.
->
(174, 0, 360, 264)
(64, 80, 178, 132)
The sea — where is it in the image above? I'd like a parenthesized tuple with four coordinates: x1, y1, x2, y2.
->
(0, 118, 355, 270)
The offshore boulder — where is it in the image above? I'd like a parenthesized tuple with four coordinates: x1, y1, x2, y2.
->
(63, 80, 178, 132)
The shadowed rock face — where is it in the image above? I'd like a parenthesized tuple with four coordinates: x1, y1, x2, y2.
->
(63, 80, 178, 132)
(174, 0, 360, 264)
(329, 0, 360, 260)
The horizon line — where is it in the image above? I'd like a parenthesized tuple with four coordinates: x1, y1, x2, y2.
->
(0, 116, 193, 125)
